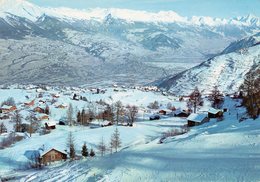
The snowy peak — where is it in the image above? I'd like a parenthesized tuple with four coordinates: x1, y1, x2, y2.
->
(0, 0, 43, 21)
(0, 0, 259, 27)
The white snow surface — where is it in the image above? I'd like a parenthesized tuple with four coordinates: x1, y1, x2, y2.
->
(0, 87, 259, 181)
(164, 44, 260, 95)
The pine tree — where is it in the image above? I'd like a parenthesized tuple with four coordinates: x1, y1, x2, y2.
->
(67, 132, 76, 160)
(0, 122, 7, 134)
(112, 127, 121, 152)
(81, 142, 88, 157)
(77, 111, 81, 123)
(45, 105, 50, 115)
(90, 149, 95, 157)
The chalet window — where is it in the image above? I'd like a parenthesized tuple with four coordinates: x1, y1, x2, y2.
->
(51, 154, 55, 160)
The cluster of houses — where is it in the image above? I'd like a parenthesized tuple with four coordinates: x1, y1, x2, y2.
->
(149, 107, 225, 127)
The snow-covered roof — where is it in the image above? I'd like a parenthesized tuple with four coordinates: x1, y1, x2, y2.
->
(174, 108, 188, 115)
(187, 113, 208, 123)
(45, 121, 56, 127)
(1, 105, 14, 109)
(40, 147, 67, 157)
(208, 108, 222, 114)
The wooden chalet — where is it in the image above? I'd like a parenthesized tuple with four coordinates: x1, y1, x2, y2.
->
(0, 113, 10, 120)
(45, 121, 56, 130)
(208, 108, 223, 118)
(0, 105, 17, 113)
(187, 113, 209, 127)
(159, 110, 167, 115)
(40, 148, 67, 165)
(34, 106, 45, 113)
(24, 100, 35, 107)
(37, 113, 49, 120)
(174, 109, 190, 117)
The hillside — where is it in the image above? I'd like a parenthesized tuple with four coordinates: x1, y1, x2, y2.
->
(0, 87, 259, 181)
(158, 33, 260, 95)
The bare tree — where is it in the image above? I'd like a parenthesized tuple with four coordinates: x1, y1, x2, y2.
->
(67, 103, 74, 126)
(111, 128, 121, 152)
(209, 86, 224, 109)
(97, 137, 106, 157)
(12, 110, 22, 132)
(108, 135, 114, 155)
(240, 70, 260, 119)
(125, 105, 138, 126)
(115, 101, 124, 125)
(187, 87, 203, 113)
(27, 112, 39, 137)
(148, 101, 159, 109)
(67, 132, 76, 160)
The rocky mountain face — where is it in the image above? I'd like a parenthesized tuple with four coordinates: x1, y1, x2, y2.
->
(158, 33, 260, 95)
(0, 0, 259, 86)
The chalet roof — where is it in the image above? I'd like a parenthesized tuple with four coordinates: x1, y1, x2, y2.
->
(40, 148, 67, 157)
(187, 113, 208, 123)
(45, 121, 56, 127)
(208, 108, 222, 114)
(1, 105, 14, 110)
(174, 109, 188, 115)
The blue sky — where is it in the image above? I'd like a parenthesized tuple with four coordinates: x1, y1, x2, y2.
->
(29, 0, 260, 18)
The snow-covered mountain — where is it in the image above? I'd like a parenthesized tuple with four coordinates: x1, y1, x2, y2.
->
(0, 0, 259, 86)
(158, 33, 260, 95)
(0, 0, 260, 26)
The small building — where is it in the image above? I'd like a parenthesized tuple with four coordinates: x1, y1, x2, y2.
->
(174, 109, 190, 117)
(24, 100, 35, 107)
(159, 110, 167, 115)
(40, 148, 67, 165)
(55, 103, 67, 109)
(187, 113, 209, 127)
(37, 113, 49, 120)
(208, 108, 223, 118)
(101, 120, 113, 127)
(45, 121, 56, 130)
(0, 105, 17, 113)
(34, 106, 45, 113)
(0, 113, 10, 120)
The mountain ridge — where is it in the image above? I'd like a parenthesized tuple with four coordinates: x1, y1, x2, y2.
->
(158, 33, 260, 95)
(0, 0, 259, 27)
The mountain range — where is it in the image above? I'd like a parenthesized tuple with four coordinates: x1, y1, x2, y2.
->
(0, 0, 259, 86)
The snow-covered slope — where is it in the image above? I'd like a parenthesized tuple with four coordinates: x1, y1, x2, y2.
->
(158, 34, 260, 95)
(0, 0, 259, 86)
(0, 0, 43, 21)
(222, 32, 260, 54)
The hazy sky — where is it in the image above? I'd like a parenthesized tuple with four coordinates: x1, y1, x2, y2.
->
(29, 0, 260, 18)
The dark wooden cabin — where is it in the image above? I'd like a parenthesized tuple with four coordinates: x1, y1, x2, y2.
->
(40, 148, 67, 165)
